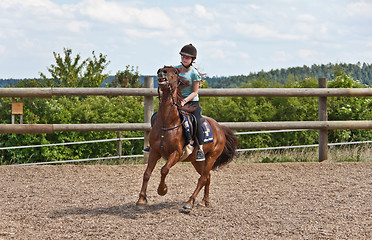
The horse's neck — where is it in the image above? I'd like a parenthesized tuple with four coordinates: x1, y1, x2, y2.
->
(158, 90, 180, 126)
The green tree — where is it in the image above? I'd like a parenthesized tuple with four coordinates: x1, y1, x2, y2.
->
(0, 48, 146, 164)
(108, 65, 141, 88)
(40, 48, 110, 87)
(327, 70, 372, 142)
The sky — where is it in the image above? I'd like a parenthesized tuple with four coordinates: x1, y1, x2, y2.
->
(0, 0, 372, 79)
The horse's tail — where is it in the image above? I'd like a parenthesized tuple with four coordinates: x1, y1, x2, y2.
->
(212, 126, 238, 170)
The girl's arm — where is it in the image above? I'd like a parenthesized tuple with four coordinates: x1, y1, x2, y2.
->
(181, 81, 200, 106)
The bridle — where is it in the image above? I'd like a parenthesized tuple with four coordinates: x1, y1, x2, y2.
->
(157, 67, 186, 154)
(157, 67, 183, 130)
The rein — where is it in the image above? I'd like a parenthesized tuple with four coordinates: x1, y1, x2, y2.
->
(158, 79, 182, 131)
(158, 76, 184, 154)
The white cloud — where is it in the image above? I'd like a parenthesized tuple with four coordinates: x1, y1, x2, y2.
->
(365, 51, 372, 58)
(78, 0, 172, 29)
(203, 40, 237, 48)
(235, 22, 302, 40)
(66, 20, 91, 33)
(235, 23, 276, 38)
(272, 51, 291, 63)
(0, 0, 70, 18)
(296, 14, 316, 22)
(195, 4, 214, 20)
(249, 4, 260, 10)
(293, 22, 328, 39)
(1, 0, 372, 78)
(0, 45, 5, 54)
(347, 1, 372, 18)
(297, 49, 319, 61)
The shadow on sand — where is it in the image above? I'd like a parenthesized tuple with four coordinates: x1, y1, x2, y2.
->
(49, 201, 189, 220)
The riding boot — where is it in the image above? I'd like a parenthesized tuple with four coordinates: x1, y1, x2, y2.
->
(196, 145, 205, 161)
(143, 146, 150, 153)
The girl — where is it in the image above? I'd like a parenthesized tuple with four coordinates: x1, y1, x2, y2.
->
(178, 44, 205, 161)
(144, 44, 205, 161)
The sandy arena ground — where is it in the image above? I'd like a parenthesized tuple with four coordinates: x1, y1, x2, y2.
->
(1, 162, 371, 239)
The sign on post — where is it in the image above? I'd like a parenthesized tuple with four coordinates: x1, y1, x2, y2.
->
(11, 98, 23, 124)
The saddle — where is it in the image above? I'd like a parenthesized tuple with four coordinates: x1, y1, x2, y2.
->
(150, 111, 204, 147)
(180, 110, 198, 146)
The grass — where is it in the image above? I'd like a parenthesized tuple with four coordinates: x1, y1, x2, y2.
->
(233, 144, 372, 163)
(4, 144, 371, 166)
(93, 144, 372, 165)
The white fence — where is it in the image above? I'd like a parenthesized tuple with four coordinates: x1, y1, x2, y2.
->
(6, 129, 372, 166)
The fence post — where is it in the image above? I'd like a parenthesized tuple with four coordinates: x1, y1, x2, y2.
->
(117, 131, 122, 161)
(143, 77, 154, 163)
(318, 78, 328, 162)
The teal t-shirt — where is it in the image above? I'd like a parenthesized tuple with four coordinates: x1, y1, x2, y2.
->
(177, 65, 201, 101)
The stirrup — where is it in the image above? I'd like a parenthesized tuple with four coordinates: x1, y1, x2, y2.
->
(143, 146, 150, 153)
(196, 149, 205, 161)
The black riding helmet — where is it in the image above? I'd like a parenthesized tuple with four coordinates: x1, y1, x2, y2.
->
(179, 44, 197, 58)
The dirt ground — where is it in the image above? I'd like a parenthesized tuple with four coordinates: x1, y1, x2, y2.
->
(1, 161, 371, 240)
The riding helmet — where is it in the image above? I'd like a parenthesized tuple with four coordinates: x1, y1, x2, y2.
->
(179, 44, 197, 58)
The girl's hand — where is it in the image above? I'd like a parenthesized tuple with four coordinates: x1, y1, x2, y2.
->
(180, 99, 187, 106)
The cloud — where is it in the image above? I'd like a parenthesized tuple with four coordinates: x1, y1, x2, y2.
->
(1, 0, 372, 78)
(78, 0, 172, 29)
(235, 22, 301, 40)
(272, 50, 291, 63)
(296, 14, 317, 23)
(66, 20, 91, 33)
(0, 0, 70, 18)
(0, 45, 5, 54)
(347, 1, 372, 18)
(235, 23, 277, 38)
(297, 49, 319, 61)
(195, 4, 214, 20)
(249, 4, 260, 10)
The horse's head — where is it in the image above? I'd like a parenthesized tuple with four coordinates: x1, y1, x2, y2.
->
(157, 66, 180, 88)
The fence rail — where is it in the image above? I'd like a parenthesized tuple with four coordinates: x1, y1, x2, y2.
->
(3, 87, 372, 98)
(1, 77, 372, 162)
(1, 120, 372, 134)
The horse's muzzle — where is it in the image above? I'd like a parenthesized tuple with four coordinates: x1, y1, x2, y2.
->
(157, 68, 169, 86)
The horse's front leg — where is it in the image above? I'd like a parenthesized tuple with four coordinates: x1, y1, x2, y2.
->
(157, 151, 180, 196)
(136, 152, 160, 206)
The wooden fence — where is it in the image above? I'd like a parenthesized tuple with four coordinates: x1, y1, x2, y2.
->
(2, 77, 372, 162)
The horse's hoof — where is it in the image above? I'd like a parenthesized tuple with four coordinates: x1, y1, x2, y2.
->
(157, 186, 168, 196)
(198, 200, 210, 207)
(136, 197, 148, 207)
(183, 202, 194, 210)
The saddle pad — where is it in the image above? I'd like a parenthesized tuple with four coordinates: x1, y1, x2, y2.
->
(202, 120, 214, 143)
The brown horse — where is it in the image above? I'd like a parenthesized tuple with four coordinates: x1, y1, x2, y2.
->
(136, 66, 238, 210)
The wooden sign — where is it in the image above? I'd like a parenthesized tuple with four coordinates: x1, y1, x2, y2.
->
(12, 102, 23, 114)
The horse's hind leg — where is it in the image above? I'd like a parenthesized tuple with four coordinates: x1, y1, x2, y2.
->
(189, 161, 211, 207)
(184, 161, 213, 210)
(136, 153, 160, 206)
(199, 173, 211, 207)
